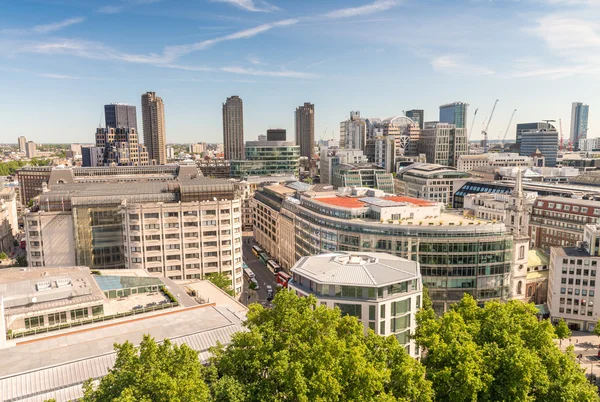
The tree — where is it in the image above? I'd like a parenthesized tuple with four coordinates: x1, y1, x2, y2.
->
(555, 319, 571, 346)
(593, 321, 600, 337)
(82, 335, 211, 402)
(209, 290, 433, 402)
(205, 273, 234, 296)
(0, 252, 7, 260)
(414, 294, 598, 402)
(14, 256, 27, 267)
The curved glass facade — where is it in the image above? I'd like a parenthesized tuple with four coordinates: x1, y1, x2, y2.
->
(286, 199, 512, 313)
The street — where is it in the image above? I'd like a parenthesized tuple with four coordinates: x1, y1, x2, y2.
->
(241, 236, 278, 305)
(557, 331, 600, 380)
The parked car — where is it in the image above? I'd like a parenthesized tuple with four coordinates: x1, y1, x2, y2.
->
(250, 277, 260, 290)
(266, 285, 274, 300)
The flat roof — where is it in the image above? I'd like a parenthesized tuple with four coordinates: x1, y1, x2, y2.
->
(0, 305, 246, 402)
(311, 195, 435, 209)
(292, 252, 420, 287)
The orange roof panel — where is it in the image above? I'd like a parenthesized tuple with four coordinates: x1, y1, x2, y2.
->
(382, 196, 435, 206)
(313, 197, 366, 208)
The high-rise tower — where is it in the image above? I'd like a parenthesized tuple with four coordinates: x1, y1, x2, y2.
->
(141, 92, 166, 165)
(570, 102, 589, 150)
(222, 96, 244, 160)
(105, 103, 138, 131)
(295, 102, 315, 159)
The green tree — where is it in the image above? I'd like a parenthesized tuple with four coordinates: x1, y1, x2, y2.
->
(209, 290, 433, 402)
(0, 252, 7, 260)
(592, 321, 600, 337)
(555, 318, 571, 346)
(14, 256, 27, 267)
(82, 335, 211, 402)
(205, 272, 234, 296)
(414, 294, 598, 402)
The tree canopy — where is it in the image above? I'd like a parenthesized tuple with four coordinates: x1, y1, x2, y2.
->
(414, 294, 598, 402)
(205, 272, 235, 296)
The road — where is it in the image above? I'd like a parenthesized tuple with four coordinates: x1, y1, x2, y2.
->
(241, 237, 278, 305)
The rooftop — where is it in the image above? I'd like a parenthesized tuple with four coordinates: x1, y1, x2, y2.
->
(527, 248, 549, 268)
(292, 252, 420, 287)
(313, 195, 435, 209)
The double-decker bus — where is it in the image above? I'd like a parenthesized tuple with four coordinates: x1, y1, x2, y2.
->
(267, 259, 282, 273)
(252, 245, 263, 257)
(259, 252, 269, 265)
(276, 271, 292, 288)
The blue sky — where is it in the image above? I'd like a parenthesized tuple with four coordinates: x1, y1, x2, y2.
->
(0, 0, 598, 144)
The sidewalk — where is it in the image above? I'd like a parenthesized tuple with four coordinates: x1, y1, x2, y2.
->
(557, 330, 600, 352)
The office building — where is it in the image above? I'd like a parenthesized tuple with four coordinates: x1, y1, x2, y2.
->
(405, 109, 424, 130)
(222, 96, 244, 160)
(529, 196, 600, 251)
(548, 223, 600, 331)
(25, 177, 244, 294)
(82, 146, 106, 167)
(230, 138, 300, 179)
(579, 138, 600, 153)
(457, 153, 533, 172)
(439, 102, 468, 129)
(267, 128, 286, 141)
(515, 122, 556, 148)
(395, 163, 471, 205)
(519, 128, 559, 167)
(295, 102, 315, 159)
(320, 148, 369, 185)
(25, 141, 36, 159)
(417, 122, 467, 167)
(269, 186, 521, 313)
(104, 103, 137, 130)
(0, 187, 18, 253)
(570, 102, 589, 150)
(340, 111, 367, 150)
(94, 127, 149, 166)
(141, 91, 167, 165)
(18, 136, 26, 153)
(332, 163, 395, 193)
(0, 268, 246, 401)
(289, 252, 422, 357)
(196, 159, 230, 178)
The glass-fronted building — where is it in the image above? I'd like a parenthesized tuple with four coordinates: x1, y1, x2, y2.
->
(439, 102, 468, 129)
(520, 129, 559, 167)
(230, 139, 300, 178)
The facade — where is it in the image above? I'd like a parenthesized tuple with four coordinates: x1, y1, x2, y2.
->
(405, 109, 424, 130)
(25, 141, 36, 159)
(266, 128, 286, 141)
(570, 102, 589, 149)
(81, 146, 104, 167)
(196, 159, 231, 178)
(189, 142, 206, 155)
(457, 153, 533, 172)
(18, 136, 26, 153)
(340, 111, 367, 150)
(526, 248, 549, 304)
(579, 138, 600, 153)
(24, 177, 243, 295)
(332, 164, 394, 193)
(0, 187, 18, 253)
(529, 196, 600, 250)
(463, 190, 536, 224)
(295, 102, 315, 159)
(230, 139, 300, 179)
(439, 102, 468, 129)
(548, 224, 600, 331)
(94, 127, 149, 166)
(141, 91, 167, 165)
(104, 103, 137, 131)
(279, 188, 518, 313)
(289, 252, 422, 357)
(222, 96, 244, 160)
(16, 166, 52, 205)
(320, 148, 369, 185)
(519, 128, 558, 167)
(396, 163, 470, 205)
(418, 122, 467, 167)
(515, 122, 555, 148)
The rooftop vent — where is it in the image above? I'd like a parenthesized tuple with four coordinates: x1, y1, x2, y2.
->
(36, 281, 52, 291)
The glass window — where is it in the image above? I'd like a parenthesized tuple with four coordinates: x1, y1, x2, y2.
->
(380, 304, 386, 319)
(335, 303, 362, 319)
(380, 321, 385, 335)
(369, 305, 375, 321)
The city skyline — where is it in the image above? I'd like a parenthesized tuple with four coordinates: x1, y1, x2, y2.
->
(1, 0, 598, 143)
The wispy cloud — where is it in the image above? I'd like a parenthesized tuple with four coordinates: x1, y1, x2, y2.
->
(246, 55, 264, 65)
(431, 54, 494, 76)
(97, 0, 162, 14)
(164, 63, 317, 78)
(325, 0, 398, 19)
(211, 0, 280, 12)
(1, 17, 86, 35)
(38, 73, 81, 79)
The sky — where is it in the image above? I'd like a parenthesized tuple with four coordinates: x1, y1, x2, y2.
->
(0, 0, 598, 144)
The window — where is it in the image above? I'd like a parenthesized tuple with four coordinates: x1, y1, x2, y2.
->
(185, 242, 199, 249)
(146, 256, 161, 262)
(517, 281, 522, 295)
(184, 232, 198, 238)
(146, 245, 161, 251)
(184, 222, 198, 227)
(128, 214, 139, 220)
(145, 234, 160, 241)
(144, 213, 159, 219)
(24, 315, 45, 329)
(92, 305, 104, 316)
(183, 211, 198, 216)
(391, 299, 411, 316)
(380, 304, 386, 319)
(186, 263, 200, 269)
(70, 308, 89, 320)
(581, 207, 588, 213)
(164, 223, 179, 228)
(48, 312, 67, 326)
(145, 224, 160, 230)
(185, 253, 200, 259)
(166, 255, 181, 261)
(369, 305, 376, 321)
(165, 233, 179, 239)
(391, 315, 410, 332)
(519, 246, 525, 259)
(380, 321, 385, 335)
(203, 220, 217, 226)
(165, 244, 180, 250)
(130, 246, 141, 252)
(131, 257, 142, 263)
(164, 212, 179, 218)
(167, 265, 180, 271)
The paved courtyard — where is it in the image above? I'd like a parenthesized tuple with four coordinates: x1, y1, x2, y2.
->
(103, 292, 170, 315)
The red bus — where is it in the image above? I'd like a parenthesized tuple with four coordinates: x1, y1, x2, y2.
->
(20, 240, 26, 249)
(276, 271, 292, 288)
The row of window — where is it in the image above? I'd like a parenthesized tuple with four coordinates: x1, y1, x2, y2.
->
(560, 288, 595, 296)
(129, 209, 239, 220)
(537, 201, 599, 215)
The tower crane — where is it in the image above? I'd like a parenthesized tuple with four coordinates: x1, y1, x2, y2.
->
(468, 108, 478, 142)
(501, 108, 517, 145)
(482, 99, 499, 153)
(559, 119, 564, 151)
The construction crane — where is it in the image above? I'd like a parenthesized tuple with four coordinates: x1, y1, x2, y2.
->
(501, 109, 517, 145)
(559, 119, 564, 151)
(468, 108, 478, 142)
(568, 128, 588, 152)
(482, 99, 499, 153)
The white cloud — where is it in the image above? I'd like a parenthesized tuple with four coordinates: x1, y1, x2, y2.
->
(38, 73, 81, 79)
(220, 66, 317, 78)
(325, 0, 398, 18)
(211, 0, 280, 12)
(431, 54, 494, 76)
(0, 17, 86, 35)
(246, 55, 264, 65)
(97, 0, 162, 14)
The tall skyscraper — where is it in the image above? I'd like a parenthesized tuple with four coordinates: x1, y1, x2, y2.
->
(405, 109, 424, 130)
(295, 102, 315, 159)
(18, 136, 26, 153)
(267, 128, 286, 141)
(570, 102, 589, 150)
(439, 102, 468, 129)
(339, 111, 366, 151)
(222, 96, 244, 160)
(105, 103, 138, 131)
(141, 92, 166, 165)
(25, 141, 36, 159)
(515, 122, 555, 148)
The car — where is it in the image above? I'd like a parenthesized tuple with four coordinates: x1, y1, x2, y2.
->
(250, 277, 260, 290)
(266, 285, 274, 300)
